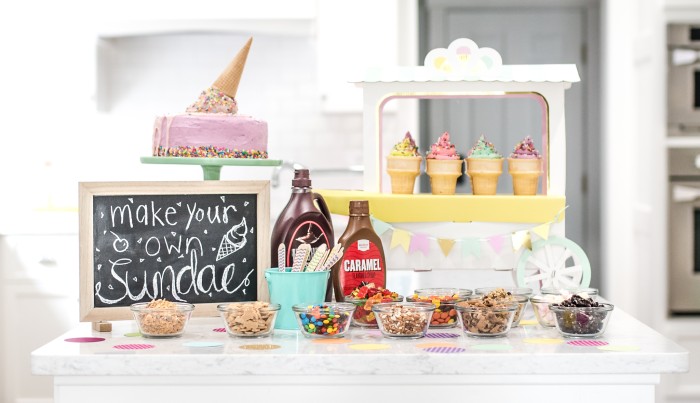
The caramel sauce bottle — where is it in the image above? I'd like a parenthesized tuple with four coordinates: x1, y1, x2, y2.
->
(332, 200, 386, 302)
(271, 169, 334, 300)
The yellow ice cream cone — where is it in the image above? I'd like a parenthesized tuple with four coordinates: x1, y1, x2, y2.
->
(466, 158, 503, 195)
(213, 37, 253, 98)
(508, 158, 542, 195)
(387, 155, 422, 194)
(426, 159, 463, 195)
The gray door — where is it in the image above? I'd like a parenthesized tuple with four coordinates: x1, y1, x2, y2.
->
(420, 2, 600, 289)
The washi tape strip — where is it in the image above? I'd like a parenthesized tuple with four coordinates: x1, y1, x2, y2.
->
(415, 342, 460, 349)
(212, 328, 226, 333)
(113, 344, 155, 350)
(183, 341, 224, 348)
(519, 319, 538, 326)
(239, 344, 281, 350)
(123, 332, 142, 337)
(348, 344, 391, 351)
(425, 332, 460, 339)
(597, 345, 640, 352)
(64, 337, 105, 343)
(423, 346, 466, 353)
(312, 338, 353, 344)
(523, 338, 564, 345)
(471, 344, 514, 351)
(567, 340, 609, 347)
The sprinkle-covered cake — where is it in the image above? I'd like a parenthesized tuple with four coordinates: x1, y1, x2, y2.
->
(152, 37, 268, 159)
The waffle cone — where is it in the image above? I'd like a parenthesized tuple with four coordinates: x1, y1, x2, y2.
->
(508, 158, 542, 195)
(387, 156, 422, 194)
(212, 37, 253, 98)
(466, 158, 503, 195)
(426, 159, 463, 195)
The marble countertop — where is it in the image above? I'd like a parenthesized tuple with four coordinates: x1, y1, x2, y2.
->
(32, 306, 689, 377)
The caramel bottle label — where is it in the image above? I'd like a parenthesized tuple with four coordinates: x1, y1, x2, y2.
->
(338, 239, 385, 297)
(287, 221, 330, 266)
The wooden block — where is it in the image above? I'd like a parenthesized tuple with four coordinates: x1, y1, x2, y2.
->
(92, 321, 112, 332)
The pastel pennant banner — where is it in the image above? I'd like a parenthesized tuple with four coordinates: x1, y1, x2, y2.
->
(532, 223, 551, 240)
(511, 230, 532, 251)
(437, 238, 456, 257)
(487, 235, 505, 254)
(371, 217, 392, 236)
(461, 238, 482, 258)
(390, 229, 411, 252)
(409, 233, 430, 255)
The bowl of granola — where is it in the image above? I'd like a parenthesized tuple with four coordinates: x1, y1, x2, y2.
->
(344, 283, 403, 328)
(372, 302, 435, 339)
(406, 288, 472, 328)
(456, 294, 519, 337)
(130, 300, 194, 338)
(217, 301, 280, 338)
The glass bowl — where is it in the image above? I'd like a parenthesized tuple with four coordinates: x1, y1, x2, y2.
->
(455, 299, 519, 337)
(474, 286, 533, 298)
(541, 287, 599, 300)
(530, 295, 562, 327)
(292, 303, 354, 338)
(217, 302, 280, 338)
(550, 303, 614, 338)
(345, 294, 404, 328)
(372, 302, 435, 339)
(406, 288, 472, 328)
(130, 301, 194, 338)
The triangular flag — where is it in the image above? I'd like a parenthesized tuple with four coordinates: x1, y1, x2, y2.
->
(511, 230, 532, 251)
(461, 238, 482, 258)
(532, 223, 550, 240)
(370, 216, 392, 236)
(409, 233, 430, 255)
(488, 235, 505, 254)
(390, 229, 411, 252)
(437, 238, 456, 257)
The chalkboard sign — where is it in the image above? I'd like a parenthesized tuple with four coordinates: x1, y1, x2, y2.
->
(79, 181, 270, 321)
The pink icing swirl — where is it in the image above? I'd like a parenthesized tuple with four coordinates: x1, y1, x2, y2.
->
(186, 87, 238, 114)
(426, 132, 460, 160)
(510, 136, 541, 159)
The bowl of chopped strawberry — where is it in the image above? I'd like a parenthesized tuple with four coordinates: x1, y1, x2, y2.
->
(344, 283, 403, 328)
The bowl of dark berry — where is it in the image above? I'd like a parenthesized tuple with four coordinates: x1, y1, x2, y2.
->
(550, 294, 614, 338)
(344, 283, 403, 328)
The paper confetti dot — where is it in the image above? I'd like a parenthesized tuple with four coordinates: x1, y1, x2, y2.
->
(123, 332, 141, 337)
(312, 338, 353, 344)
(567, 340, 609, 347)
(65, 337, 105, 343)
(519, 319, 538, 326)
(113, 344, 155, 350)
(523, 338, 564, 345)
(423, 346, 466, 353)
(415, 342, 459, 349)
(598, 345, 640, 352)
(239, 344, 281, 350)
(348, 344, 391, 351)
(212, 328, 226, 333)
(425, 332, 460, 339)
(471, 344, 514, 351)
(183, 341, 224, 348)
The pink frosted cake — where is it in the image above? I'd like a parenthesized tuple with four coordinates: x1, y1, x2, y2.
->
(152, 37, 268, 159)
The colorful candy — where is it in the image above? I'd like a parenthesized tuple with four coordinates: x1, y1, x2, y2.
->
(296, 305, 351, 337)
(156, 145, 268, 159)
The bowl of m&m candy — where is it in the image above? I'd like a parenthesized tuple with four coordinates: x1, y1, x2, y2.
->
(344, 283, 403, 328)
(406, 288, 472, 328)
(292, 303, 354, 338)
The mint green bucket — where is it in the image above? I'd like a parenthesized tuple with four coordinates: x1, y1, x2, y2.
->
(265, 268, 330, 330)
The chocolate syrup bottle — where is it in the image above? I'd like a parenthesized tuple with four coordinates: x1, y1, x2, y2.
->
(271, 169, 335, 300)
(331, 200, 387, 302)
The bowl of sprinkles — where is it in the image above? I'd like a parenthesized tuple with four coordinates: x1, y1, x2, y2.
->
(292, 303, 354, 338)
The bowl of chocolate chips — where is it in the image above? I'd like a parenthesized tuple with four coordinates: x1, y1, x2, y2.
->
(550, 294, 614, 338)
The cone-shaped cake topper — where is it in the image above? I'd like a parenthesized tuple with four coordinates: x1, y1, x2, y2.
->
(212, 37, 252, 98)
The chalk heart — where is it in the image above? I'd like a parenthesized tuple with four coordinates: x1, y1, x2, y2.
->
(157, 257, 162, 262)
(137, 238, 143, 244)
(171, 232, 176, 237)
(128, 198, 133, 203)
(113, 239, 128, 252)
(176, 202, 181, 207)
(139, 258, 145, 263)
(211, 247, 216, 252)
(204, 230, 208, 234)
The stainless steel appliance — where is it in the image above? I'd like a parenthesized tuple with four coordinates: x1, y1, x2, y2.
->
(669, 148, 700, 313)
(668, 24, 700, 132)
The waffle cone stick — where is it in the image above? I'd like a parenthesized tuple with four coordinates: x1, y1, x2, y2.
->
(212, 37, 252, 98)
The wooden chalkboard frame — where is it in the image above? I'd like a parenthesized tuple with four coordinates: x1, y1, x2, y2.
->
(79, 181, 270, 322)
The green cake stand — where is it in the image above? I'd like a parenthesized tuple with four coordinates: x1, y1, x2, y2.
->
(141, 157, 283, 180)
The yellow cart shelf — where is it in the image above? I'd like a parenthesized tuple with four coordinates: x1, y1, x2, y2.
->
(316, 190, 566, 223)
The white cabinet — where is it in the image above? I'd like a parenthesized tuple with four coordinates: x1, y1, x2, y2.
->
(0, 234, 80, 403)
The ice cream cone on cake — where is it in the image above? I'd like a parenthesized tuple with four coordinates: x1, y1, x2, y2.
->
(386, 132, 422, 194)
(425, 132, 462, 195)
(465, 135, 503, 195)
(507, 136, 542, 195)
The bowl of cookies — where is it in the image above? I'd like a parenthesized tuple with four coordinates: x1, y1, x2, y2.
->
(130, 299, 194, 338)
(217, 301, 280, 338)
(371, 302, 435, 339)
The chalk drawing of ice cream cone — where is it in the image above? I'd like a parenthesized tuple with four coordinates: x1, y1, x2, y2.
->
(216, 217, 248, 261)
